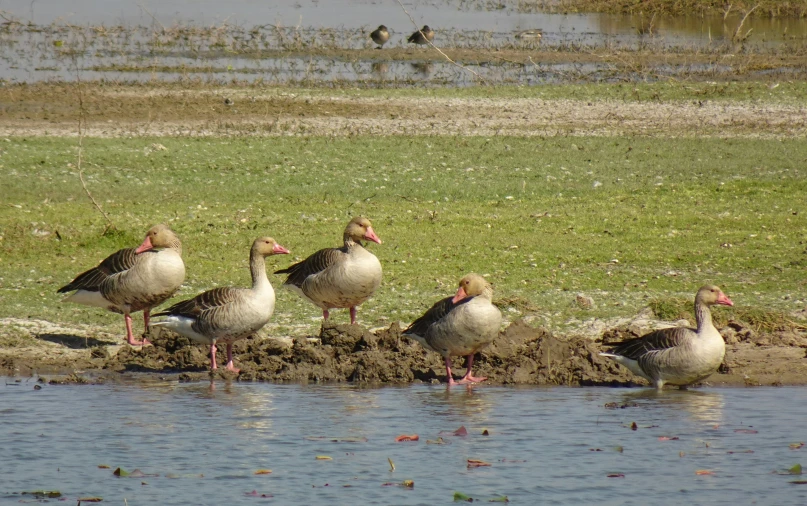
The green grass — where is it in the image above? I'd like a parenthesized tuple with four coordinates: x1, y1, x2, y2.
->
(1, 135, 805, 337)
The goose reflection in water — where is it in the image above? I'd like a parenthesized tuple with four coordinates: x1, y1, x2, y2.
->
(418, 384, 495, 420)
(618, 388, 724, 424)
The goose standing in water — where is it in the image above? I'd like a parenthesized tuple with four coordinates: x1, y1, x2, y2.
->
(404, 274, 502, 385)
(600, 285, 734, 390)
(151, 237, 289, 373)
(58, 224, 185, 346)
(275, 217, 382, 325)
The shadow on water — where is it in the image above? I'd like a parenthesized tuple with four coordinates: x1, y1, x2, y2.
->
(618, 388, 725, 423)
(35, 333, 116, 349)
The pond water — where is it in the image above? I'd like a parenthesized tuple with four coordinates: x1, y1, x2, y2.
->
(1, 0, 806, 85)
(2, 379, 807, 505)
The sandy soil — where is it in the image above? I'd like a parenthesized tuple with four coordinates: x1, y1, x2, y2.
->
(2, 315, 806, 388)
(2, 82, 806, 139)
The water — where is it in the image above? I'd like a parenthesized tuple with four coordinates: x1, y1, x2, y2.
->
(2, 379, 806, 505)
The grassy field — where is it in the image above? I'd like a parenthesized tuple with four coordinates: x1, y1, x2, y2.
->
(1, 124, 805, 339)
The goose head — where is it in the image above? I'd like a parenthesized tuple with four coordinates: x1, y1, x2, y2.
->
(345, 217, 382, 244)
(696, 284, 734, 307)
(135, 224, 181, 254)
(253, 237, 290, 257)
(452, 273, 492, 303)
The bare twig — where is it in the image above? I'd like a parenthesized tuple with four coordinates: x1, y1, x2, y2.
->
(393, 0, 488, 85)
(136, 2, 166, 33)
(73, 58, 115, 233)
(733, 4, 759, 43)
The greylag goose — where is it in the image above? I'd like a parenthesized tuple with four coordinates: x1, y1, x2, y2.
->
(150, 237, 289, 373)
(404, 274, 502, 385)
(58, 224, 184, 346)
(600, 285, 734, 390)
(407, 25, 435, 45)
(275, 217, 382, 325)
(370, 25, 390, 48)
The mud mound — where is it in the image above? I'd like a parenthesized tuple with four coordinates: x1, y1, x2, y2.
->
(94, 320, 637, 386)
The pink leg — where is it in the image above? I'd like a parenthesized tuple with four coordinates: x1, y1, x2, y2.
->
(457, 354, 487, 384)
(322, 309, 330, 320)
(125, 313, 148, 346)
(210, 342, 218, 370)
(224, 342, 240, 373)
(444, 357, 459, 386)
(350, 307, 358, 325)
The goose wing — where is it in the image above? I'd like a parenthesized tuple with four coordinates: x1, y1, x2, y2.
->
(274, 246, 346, 287)
(607, 327, 692, 360)
(404, 295, 473, 337)
(57, 247, 139, 293)
(154, 287, 241, 320)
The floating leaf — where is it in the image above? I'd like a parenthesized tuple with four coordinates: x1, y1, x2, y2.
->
(77, 497, 103, 502)
(727, 450, 754, 454)
(790, 443, 805, 450)
(97, 464, 110, 469)
(454, 491, 473, 502)
(113, 467, 129, 477)
(427, 437, 449, 445)
(614, 446, 624, 453)
(790, 464, 803, 475)
(254, 469, 272, 475)
(658, 436, 680, 441)
(22, 491, 61, 498)
(630, 422, 638, 431)
(53, 40, 63, 47)
(589, 448, 603, 452)
(482, 429, 490, 436)
(388, 458, 395, 472)
(695, 470, 715, 475)
(382, 480, 414, 488)
(305, 436, 368, 443)
(790, 480, 807, 485)
(395, 434, 419, 442)
(244, 490, 273, 498)
(467, 459, 492, 468)
(734, 429, 758, 434)
(489, 496, 509, 502)
(315, 456, 333, 460)
(607, 473, 625, 478)
(679, 452, 685, 457)
(454, 426, 469, 436)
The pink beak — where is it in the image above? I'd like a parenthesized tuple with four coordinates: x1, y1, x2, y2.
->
(364, 226, 382, 244)
(273, 244, 290, 255)
(135, 235, 153, 254)
(452, 286, 467, 304)
(717, 292, 734, 306)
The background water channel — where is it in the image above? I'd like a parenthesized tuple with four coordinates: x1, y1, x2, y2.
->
(2, 379, 807, 505)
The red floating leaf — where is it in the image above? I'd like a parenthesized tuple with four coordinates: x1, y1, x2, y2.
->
(658, 436, 680, 441)
(696, 470, 715, 476)
(482, 429, 490, 436)
(244, 490, 273, 498)
(395, 434, 419, 442)
(607, 473, 625, 478)
(254, 469, 272, 475)
(467, 459, 492, 468)
(454, 426, 469, 437)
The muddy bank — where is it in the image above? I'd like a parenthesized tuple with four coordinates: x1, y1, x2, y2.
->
(4, 318, 807, 388)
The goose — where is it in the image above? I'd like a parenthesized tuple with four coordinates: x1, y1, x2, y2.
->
(600, 285, 734, 390)
(275, 217, 382, 325)
(370, 25, 390, 48)
(150, 237, 289, 373)
(407, 25, 435, 45)
(404, 274, 502, 385)
(58, 224, 185, 346)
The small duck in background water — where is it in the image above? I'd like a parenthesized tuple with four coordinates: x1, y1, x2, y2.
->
(408, 25, 435, 45)
(600, 285, 734, 390)
(515, 29, 543, 41)
(404, 274, 502, 385)
(370, 25, 390, 48)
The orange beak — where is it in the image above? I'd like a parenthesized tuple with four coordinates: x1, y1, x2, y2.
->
(135, 235, 153, 254)
(452, 286, 467, 304)
(364, 226, 382, 244)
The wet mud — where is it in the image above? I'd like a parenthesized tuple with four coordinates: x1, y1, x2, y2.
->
(6, 317, 807, 388)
